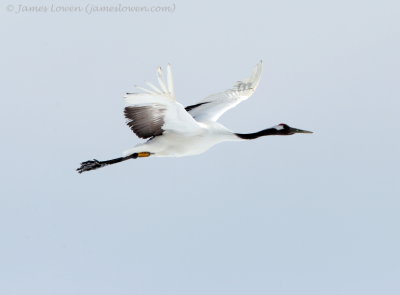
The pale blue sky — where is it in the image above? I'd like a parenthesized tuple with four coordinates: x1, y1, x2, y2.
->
(1, 0, 399, 294)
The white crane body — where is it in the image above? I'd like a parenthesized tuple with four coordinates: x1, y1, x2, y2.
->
(77, 61, 312, 173)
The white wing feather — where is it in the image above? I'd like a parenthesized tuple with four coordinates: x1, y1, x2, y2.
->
(188, 61, 263, 122)
(166, 64, 175, 97)
(125, 65, 201, 135)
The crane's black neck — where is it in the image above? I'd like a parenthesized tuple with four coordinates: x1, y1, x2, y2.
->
(235, 128, 279, 140)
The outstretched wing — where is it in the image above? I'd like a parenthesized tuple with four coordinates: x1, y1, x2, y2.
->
(124, 65, 202, 139)
(186, 61, 263, 122)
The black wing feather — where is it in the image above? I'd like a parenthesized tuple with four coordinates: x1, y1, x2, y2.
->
(184, 102, 210, 112)
(124, 105, 166, 139)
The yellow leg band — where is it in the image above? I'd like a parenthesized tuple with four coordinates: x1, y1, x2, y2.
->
(137, 152, 151, 158)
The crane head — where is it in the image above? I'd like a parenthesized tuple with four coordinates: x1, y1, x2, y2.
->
(274, 123, 313, 135)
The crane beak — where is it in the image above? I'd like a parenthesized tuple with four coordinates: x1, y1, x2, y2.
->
(291, 127, 313, 134)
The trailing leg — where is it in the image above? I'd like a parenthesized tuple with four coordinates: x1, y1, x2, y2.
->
(76, 152, 152, 173)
